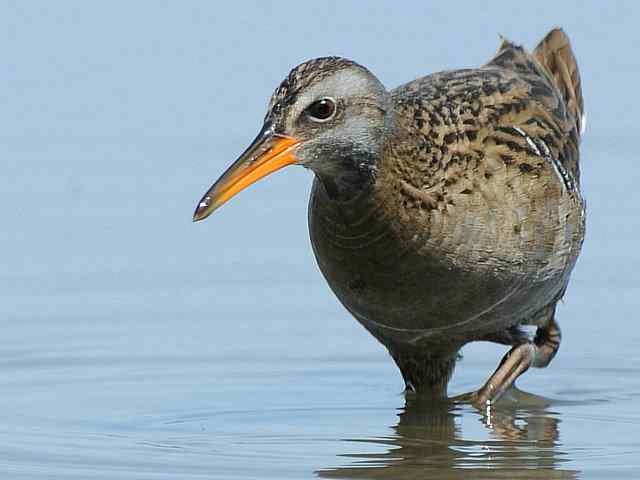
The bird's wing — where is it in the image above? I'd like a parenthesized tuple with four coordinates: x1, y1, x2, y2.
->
(486, 29, 583, 183)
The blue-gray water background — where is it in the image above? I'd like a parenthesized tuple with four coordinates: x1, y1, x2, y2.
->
(2, 1, 639, 478)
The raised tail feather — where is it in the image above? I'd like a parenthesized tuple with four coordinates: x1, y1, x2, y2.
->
(534, 28, 585, 138)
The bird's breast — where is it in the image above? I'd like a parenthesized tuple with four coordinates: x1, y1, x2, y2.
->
(307, 171, 582, 352)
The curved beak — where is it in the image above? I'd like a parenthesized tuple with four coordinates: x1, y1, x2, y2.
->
(193, 123, 301, 222)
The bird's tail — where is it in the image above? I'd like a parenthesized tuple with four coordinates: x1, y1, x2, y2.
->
(533, 28, 585, 137)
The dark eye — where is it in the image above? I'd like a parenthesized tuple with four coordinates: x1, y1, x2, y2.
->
(306, 98, 336, 122)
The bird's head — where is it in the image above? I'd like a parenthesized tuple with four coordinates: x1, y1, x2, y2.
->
(193, 57, 392, 221)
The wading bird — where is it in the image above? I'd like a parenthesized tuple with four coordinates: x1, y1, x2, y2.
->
(194, 29, 585, 405)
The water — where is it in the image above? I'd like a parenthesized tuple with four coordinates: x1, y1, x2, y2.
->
(2, 135, 639, 480)
(2, 2, 640, 478)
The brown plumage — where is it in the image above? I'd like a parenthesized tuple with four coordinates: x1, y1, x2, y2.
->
(194, 28, 585, 405)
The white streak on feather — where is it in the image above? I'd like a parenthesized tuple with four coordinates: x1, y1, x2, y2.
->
(512, 127, 541, 155)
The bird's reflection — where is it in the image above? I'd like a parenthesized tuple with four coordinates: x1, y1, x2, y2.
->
(318, 389, 578, 479)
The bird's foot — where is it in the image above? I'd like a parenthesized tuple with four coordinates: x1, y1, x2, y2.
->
(471, 316, 562, 409)
(471, 342, 535, 408)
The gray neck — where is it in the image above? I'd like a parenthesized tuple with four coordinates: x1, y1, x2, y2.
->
(313, 152, 378, 203)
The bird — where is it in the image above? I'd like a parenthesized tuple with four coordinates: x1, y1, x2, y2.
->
(193, 28, 585, 405)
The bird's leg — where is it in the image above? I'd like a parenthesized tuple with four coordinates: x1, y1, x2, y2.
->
(390, 349, 458, 398)
(474, 316, 562, 407)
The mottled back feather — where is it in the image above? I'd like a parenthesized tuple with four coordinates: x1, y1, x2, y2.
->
(486, 30, 584, 182)
(533, 28, 584, 138)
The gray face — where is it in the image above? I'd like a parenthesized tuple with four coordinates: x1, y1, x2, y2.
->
(192, 57, 394, 221)
(264, 58, 393, 177)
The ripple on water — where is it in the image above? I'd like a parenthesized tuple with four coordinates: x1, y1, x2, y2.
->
(2, 324, 640, 479)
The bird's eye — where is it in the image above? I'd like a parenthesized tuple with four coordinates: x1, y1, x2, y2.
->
(305, 98, 336, 122)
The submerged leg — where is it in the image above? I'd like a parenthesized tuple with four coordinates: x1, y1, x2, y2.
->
(474, 316, 562, 406)
(390, 349, 458, 397)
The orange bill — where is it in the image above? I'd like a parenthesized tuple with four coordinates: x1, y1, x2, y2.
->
(193, 124, 300, 222)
